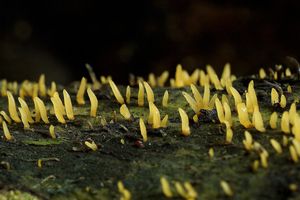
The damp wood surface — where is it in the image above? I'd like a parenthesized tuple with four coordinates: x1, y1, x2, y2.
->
(1, 76, 300, 200)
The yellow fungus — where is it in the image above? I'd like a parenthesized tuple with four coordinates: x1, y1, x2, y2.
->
(76, 77, 87, 105)
(252, 160, 260, 172)
(161, 115, 168, 128)
(149, 103, 161, 129)
(206, 65, 222, 90)
(220, 63, 231, 86)
(286, 68, 292, 77)
(6, 91, 21, 123)
(34, 97, 50, 123)
(63, 90, 74, 120)
(120, 139, 125, 144)
(248, 80, 258, 108)
(280, 94, 287, 108)
(148, 73, 156, 87)
(84, 140, 98, 151)
(183, 182, 198, 199)
(18, 107, 30, 129)
(290, 145, 298, 163)
(208, 147, 214, 158)
(33, 97, 41, 123)
(85, 64, 101, 89)
(174, 182, 187, 198)
(203, 84, 210, 108)
(289, 184, 298, 192)
(281, 111, 290, 134)
(0, 111, 12, 124)
(226, 126, 233, 143)
(126, 86, 131, 104)
(182, 92, 199, 114)
(175, 64, 184, 87)
(178, 108, 190, 136)
(259, 68, 266, 79)
(49, 125, 56, 139)
(292, 139, 300, 156)
(269, 112, 278, 129)
(162, 90, 169, 107)
(190, 84, 202, 105)
(2, 121, 12, 141)
(18, 97, 34, 123)
(215, 98, 225, 123)
(223, 102, 232, 126)
(282, 135, 289, 147)
(143, 81, 155, 103)
(38, 74, 47, 97)
(252, 106, 265, 132)
(139, 118, 147, 142)
(243, 131, 253, 151)
(157, 71, 169, 87)
(193, 114, 198, 123)
(137, 81, 144, 106)
(47, 81, 57, 97)
(37, 159, 42, 168)
(270, 139, 282, 154)
(120, 104, 131, 120)
(160, 177, 173, 198)
(230, 87, 242, 106)
(287, 85, 292, 93)
(53, 92, 66, 115)
(274, 71, 278, 80)
(220, 180, 233, 197)
(271, 88, 279, 105)
(237, 103, 252, 128)
(260, 152, 268, 168)
(32, 83, 39, 98)
(118, 181, 131, 200)
(1, 79, 7, 96)
(51, 97, 66, 124)
(87, 88, 98, 117)
(246, 93, 254, 113)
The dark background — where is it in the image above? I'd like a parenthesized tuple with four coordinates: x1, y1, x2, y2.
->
(0, 1, 299, 84)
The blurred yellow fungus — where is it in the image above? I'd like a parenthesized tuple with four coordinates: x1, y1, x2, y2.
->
(38, 74, 47, 97)
(271, 88, 279, 105)
(280, 94, 287, 108)
(183, 182, 198, 200)
(282, 135, 289, 147)
(260, 152, 268, 168)
(18, 97, 34, 123)
(237, 103, 252, 128)
(208, 147, 214, 158)
(287, 85, 292, 93)
(157, 71, 169, 87)
(63, 90, 74, 120)
(87, 88, 98, 117)
(259, 68, 266, 79)
(220, 180, 233, 197)
(138, 81, 144, 106)
(292, 139, 300, 156)
(270, 139, 282, 154)
(126, 86, 131, 104)
(161, 115, 168, 128)
(32, 83, 39, 98)
(143, 81, 155, 103)
(252, 107, 265, 132)
(269, 112, 278, 129)
(85, 64, 101, 89)
(51, 97, 66, 124)
(2, 121, 12, 141)
(0, 111, 12, 124)
(160, 177, 173, 198)
(49, 125, 56, 139)
(18, 107, 30, 129)
(162, 90, 169, 107)
(289, 184, 298, 192)
(290, 145, 298, 163)
(215, 98, 225, 123)
(109, 79, 125, 104)
(37, 159, 42, 168)
(252, 160, 260, 172)
(281, 111, 290, 134)
(47, 81, 57, 97)
(118, 181, 131, 200)
(226, 126, 233, 143)
(223, 102, 232, 126)
(286, 68, 292, 77)
(148, 73, 156, 87)
(289, 103, 297, 125)
(120, 104, 131, 120)
(206, 65, 222, 90)
(139, 118, 147, 142)
(84, 140, 98, 151)
(230, 87, 242, 106)
(175, 64, 184, 88)
(243, 131, 253, 151)
(76, 77, 87, 105)
(1, 79, 7, 96)
(7, 91, 21, 123)
(193, 114, 198, 123)
(178, 108, 190, 136)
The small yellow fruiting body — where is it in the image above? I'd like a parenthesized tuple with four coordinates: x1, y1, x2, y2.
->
(270, 139, 282, 154)
(76, 77, 87, 105)
(84, 140, 98, 151)
(120, 104, 131, 120)
(281, 111, 290, 134)
(203, 84, 210, 109)
(138, 81, 145, 107)
(260, 152, 268, 168)
(51, 97, 66, 124)
(182, 92, 199, 114)
(143, 81, 155, 103)
(109, 79, 125, 104)
(49, 125, 56, 139)
(230, 87, 242, 106)
(208, 148, 214, 158)
(259, 68, 266, 79)
(237, 103, 252, 128)
(290, 145, 299, 163)
(252, 160, 260, 172)
(271, 88, 279, 105)
(243, 131, 253, 151)
(18, 98, 34, 123)
(280, 94, 287, 108)
(161, 115, 168, 128)
(178, 108, 190, 136)
(1, 79, 7, 96)
(287, 85, 292, 93)
(7, 91, 21, 123)
(223, 102, 232, 126)
(87, 88, 98, 117)
(215, 98, 225, 123)
(118, 181, 131, 200)
(0, 111, 12, 124)
(162, 90, 169, 107)
(126, 86, 131, 104)
(139, 118, 147, 142)
(220, 180, 233, 197)
(157, 71, 169, 87)
(38, 74, 47, 97)
(47, 81, 57, 97)
(226, 126, 233, 143)
(148, 103, 161, 128)
(269, 112, 278, 129)
(18, 107, 30, 129)
(252, 107, 265, 132)
(286, 68, 292, 77)
(63, 90, 74, 120)
(53, 92, 66, 115)
(2, 121, 12, 141)
(160, 177, 173, 198)
(148, 73, 156, 87)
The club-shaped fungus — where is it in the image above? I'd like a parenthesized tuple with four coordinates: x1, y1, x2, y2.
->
(193, 114, 198, 123)
(38, 74, 47, 97)
(33, 97, 49, 124)
(243, 131, 253, 151)
(117, 181, 131, 200)
(161, 115, 168, 128)
(203, 84, 210, 109)
(286, 68, 292, 77)
(290, 145, 298, 163)
(143, 81, 155, 103)
(33, 98, 41, 122)
(281, 111, 290, 134)
(37, 159, 42, 168)
(85, 64, 101, 89)
(63, 90, 74, 120)
(137, 81, 145, 106)
(270, 139, 282, 154)
(287, 85, 292, 93)
(289, 103, 297, 125)
(223, 102, 232, 126)
(220, 180, 233, 197)
(199, 70, 209, 86)
(162, 90, 169, 107)
(148, 73, 156, 87)
(87, 88, 98, 117)
(226, 125, 233, 143)
(120, 104, 131, 120)
(51, 97, 66, 124)
(208, 147, 214, 158)
(53, 92, 66, 115)
(109, 79, 125, 104)
(178, 108, 190, 136)
(259, 68, 266, 79)
(148, 103, 161, 129)
(252, 107, 265, 132)
(215, 98, 225, 123)
(280, 94, 287, 108)
(84, 140, 98, 151)
(18, 107, 30, 129)
(6, 91, 21, 123)
(126, 86, 131, 104)
(76, 77, 87, 105)
(260, 152, 268, 168)
(18, 98, 34, 123)
(292, 139, 300, 156)
(237, 103, 252, 128)
(2, 121, 12, 141)
(206, 65, 222, 90)
(246, 93, 254, 113)
(248, 80, 258, 108)
(269, 112, 278, 129)
(271, 88, 279, 105)
(47, 81, 57, 97)
(190, 84, 202, 105)
(283, 136, 289, 147)
(1, 111, 12, 124)
(1, 79, 7, 96)
(49, 125, 56, 139)
(182, 92, 199, 114)
(252, 160, 260, 172)
(139, 118, 147, 142)
(181, 182, 198, 200)
(230, 87, 242, 107)
(160, 177, 173, 198)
